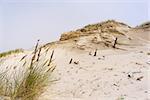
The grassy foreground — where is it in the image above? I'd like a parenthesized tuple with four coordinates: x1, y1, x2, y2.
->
(0, 41, 56, 100)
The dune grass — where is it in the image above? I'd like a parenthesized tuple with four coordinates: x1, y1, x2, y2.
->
(0, 49, 24, 58)
(0, 61, 55, 100)
(138, 21, 150, 28)
(11, 62, 55, 100)
(0, 41, 56, 100)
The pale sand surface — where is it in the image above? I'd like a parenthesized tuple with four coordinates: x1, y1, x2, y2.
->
(0, 21, 150, 100)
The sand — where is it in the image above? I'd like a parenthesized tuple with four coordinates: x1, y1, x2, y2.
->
(0, 20, 150, 100)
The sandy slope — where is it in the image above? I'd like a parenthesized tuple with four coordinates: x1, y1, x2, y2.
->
(0, 20, 150, 100)
(38, 43, 150, 100)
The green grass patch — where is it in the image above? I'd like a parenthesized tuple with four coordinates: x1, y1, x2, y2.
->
(0, 49, 24, 58)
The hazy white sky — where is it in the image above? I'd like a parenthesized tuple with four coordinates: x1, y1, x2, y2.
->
(0, 0, 149, 52)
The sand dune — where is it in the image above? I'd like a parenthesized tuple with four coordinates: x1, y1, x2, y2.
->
(0, 20, 150, 100)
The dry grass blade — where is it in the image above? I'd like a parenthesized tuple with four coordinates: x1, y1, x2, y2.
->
(48, 50, 54, 66)
(0, 41, 56, 100)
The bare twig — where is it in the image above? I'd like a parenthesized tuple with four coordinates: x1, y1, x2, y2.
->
(69, 58, 73, 64)
(36, 48, 42, 62)
(94, 49, 97, 56)
(74, 61, 79, 65)
(48, 50, 54, 66)
(113, 37, 118, 48)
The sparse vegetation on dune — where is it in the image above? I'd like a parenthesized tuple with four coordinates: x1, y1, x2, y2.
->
(60, 20, 130, 41)
(0, 49, 24, 58)
(137, 21, 150, 28)
(79, 20, 130, 32)
(0, 41, 56, 100)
